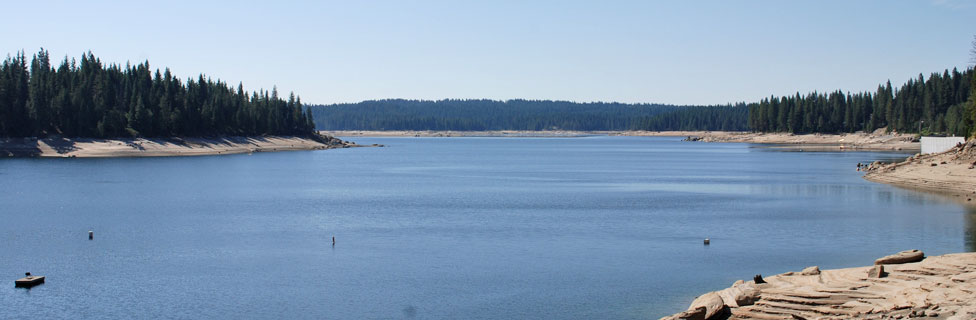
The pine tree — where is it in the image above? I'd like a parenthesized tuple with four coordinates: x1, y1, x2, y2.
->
(0, 49, 318, 138)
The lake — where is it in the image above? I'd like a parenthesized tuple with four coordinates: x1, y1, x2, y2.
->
(1, 136, 973, 319)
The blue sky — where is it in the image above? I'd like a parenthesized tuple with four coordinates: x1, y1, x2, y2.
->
(2, 0, 974, 105)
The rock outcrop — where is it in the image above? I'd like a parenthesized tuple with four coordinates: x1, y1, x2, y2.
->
(661, 251, 976, 319)
(874, 249, 925, 265)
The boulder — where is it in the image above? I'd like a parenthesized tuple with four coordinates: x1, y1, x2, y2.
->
(660, 307, 706, 320)
(687, 292, 727, 320)
(875, 249, 925, 265)
(800, 266, 820, 275)
(867, 265, 885, 278)
(735, 286, 760, 306)
(717, 283, 760, 307)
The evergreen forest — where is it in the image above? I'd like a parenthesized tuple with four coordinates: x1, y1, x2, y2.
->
(2, 49, 974, 139)
(0, 50, 316, 138)
(307, 100, 749, 132)
(748, 68, 974, 137)
(310, 66, 975, 137)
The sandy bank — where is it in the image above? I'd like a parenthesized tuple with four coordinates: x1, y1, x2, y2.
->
(323, 130, 919, 151)
(863, 140, 976, 203)
(323, 130, 599, 137)
(0, 135, 356, 158)
(633, 130, 920, 152)
(662, 251, 976, 319)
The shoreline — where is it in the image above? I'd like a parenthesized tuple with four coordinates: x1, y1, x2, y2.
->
(650, 130, 919, 152)
(662, 251, 976, 319)
(324, 130, 920, 151)
(0, 135, 357, 158)
(863, 140, 976, 205)
(324, 130, 602, 138)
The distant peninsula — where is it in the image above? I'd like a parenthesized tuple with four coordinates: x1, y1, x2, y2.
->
(0, 49, 347, 157)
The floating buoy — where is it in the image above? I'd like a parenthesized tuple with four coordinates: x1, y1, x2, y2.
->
(332, 236, 335, 246)
(15, 272, 45, 288)
(89, 230, 93, 240)
(704, 238, 710, 245)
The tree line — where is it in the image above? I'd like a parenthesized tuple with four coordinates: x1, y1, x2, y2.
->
(4, 50, 973, 138)
(629, 104, 749, 132)
(0, 49, 316, 138)
(748, 68, 974, 136)
(309, 66, 974, 137)
(306, 99, 750, 131)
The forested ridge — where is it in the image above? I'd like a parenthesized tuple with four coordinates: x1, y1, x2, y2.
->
(307, 99, 749, 131)
(309, 66, 975, 137)
(4, 49, 974, 138)
(0, 50, 316, 138)
(748, 68, 975, 136)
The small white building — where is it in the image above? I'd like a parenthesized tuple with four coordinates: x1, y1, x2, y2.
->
(920, 136, 965, 154)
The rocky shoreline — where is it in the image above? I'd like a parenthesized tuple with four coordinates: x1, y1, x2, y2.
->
(662, 251, 976, 320)
(323, 130, 920, 151)
(862, 140, 976, 203)
(667, 130, 920, 152)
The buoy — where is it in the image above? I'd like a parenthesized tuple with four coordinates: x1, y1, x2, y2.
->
(332, 236, 335, 246)
(15, 272, 44, 288)
(704, 238, 710, 245)
(89, 230, 93, 240)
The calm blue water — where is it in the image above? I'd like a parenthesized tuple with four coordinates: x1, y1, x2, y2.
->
(1, 136, 973, 319)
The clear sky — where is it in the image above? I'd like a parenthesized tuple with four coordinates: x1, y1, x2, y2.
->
(2, 0, 974, 105)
